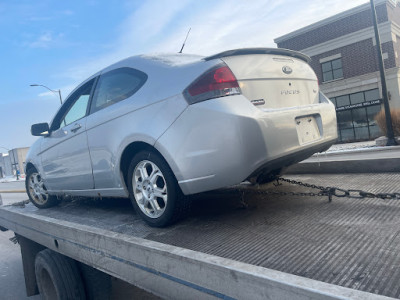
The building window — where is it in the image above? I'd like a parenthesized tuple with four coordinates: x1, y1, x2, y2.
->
(321, 58, 343, 82)
(330, 89, 382, 143)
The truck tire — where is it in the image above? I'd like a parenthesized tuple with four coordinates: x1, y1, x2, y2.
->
(79, 263, 111, 300)
(35, 249, 86, 300)
(26, 168, 60, 209)
(128, 150, 190, 227)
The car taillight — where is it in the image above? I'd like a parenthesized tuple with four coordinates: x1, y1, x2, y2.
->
(183, 64, 241, 104)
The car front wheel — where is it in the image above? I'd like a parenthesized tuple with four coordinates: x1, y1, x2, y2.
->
(26, 168, 60, 209)
(127, 151, 189, 227)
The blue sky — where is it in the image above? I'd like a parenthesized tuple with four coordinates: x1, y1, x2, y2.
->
(0, 0, 369, 150)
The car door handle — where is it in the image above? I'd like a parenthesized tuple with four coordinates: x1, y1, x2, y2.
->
(71, 124, 82, 133)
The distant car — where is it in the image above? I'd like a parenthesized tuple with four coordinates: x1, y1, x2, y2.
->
(26, 48, 337, 227)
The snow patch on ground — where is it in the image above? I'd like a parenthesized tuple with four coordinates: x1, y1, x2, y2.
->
(325, 141, 377, 153)
(0, 176, 23, 183)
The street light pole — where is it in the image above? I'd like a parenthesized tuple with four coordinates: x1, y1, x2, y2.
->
(0, 147, 19, 180)
(57, 89, 62, 105)
(30, 84, 63, 105)
(370, 0, 397, 146)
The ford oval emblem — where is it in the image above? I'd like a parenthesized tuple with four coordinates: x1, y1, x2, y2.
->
(282, 66, 292, 74)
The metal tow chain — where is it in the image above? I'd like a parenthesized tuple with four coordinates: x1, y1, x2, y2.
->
(277, 177, 400, 201)
(237, 177, 400, 203)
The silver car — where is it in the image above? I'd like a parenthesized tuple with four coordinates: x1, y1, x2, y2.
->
(26, 48, 337, 227)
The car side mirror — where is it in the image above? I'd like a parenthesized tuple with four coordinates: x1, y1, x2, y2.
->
(31, 123, 50, 136)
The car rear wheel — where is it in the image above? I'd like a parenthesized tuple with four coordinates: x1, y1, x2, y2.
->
(26, 168, 60, 209)
(127, 151, 189, 227)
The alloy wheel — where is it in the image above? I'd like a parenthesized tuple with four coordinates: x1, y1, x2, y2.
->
(28, 172, 49, 204)
(132, 160, 168, 218)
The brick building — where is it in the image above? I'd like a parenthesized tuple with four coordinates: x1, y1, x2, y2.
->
(275, 0, 400, 142)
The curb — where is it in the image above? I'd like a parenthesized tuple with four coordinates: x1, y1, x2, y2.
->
(284, 145, 400, 174)
(285, 158, 400, 174)
(315, 145, 399, 157)
(0, 190, 26, 193)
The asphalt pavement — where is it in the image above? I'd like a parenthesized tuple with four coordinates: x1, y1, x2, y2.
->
(0, 190, 36, 299)
(0, 180, 25, 192)
(0, 231, 40, 300)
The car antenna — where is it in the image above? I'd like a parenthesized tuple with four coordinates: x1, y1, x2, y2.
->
(179, 28, 191, 53)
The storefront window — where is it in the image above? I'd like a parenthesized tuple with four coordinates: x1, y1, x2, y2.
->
(337, 110, 353, 130)
(330, 89, 382, 142)
(352, 108, 368, 127)
(366, 106, 381, 126)
(354, 126, 369, 140)
(336, 95, 350, 107)
(365, 89, 380, 102)
(341, 128, 355, 142)
(350, 92, 364, 105)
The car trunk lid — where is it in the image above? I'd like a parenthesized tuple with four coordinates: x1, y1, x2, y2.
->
(206, 48, 319, 110)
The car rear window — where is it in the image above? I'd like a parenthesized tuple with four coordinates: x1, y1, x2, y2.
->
(90, 67, 147, 114)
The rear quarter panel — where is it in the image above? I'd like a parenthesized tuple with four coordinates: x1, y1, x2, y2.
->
(85, 57, 219, 190)
(86, 94, 188, 190)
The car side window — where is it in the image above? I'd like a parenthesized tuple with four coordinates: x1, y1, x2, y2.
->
(90, 67, 147, 114)
(61, 95, 89, 127)
(55, 79, 95, 129)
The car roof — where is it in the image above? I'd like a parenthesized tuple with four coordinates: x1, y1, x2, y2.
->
(138, 53, 205, 67)
(103, 53, 205, 72)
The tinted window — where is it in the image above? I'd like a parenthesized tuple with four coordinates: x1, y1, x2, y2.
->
(365, 89, 380, 101)
(51, 78, 95, 130)
(350, 92, 364, 104)
(62, 95, 89, 127)
(59, 79, 95, 128)
(336, 95, 350, 107)
(90, 67, 147, 114)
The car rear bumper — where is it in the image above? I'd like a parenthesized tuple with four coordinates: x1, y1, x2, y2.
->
(155, 95, 337, 195)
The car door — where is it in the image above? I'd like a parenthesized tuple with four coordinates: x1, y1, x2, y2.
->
(40, 78, 96, 191)
(86, 67, 148, 189)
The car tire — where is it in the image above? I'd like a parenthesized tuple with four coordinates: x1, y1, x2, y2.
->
(26, 168, 60, 209)
(35, 249, 86, 300)
(127, 150, 190, 227)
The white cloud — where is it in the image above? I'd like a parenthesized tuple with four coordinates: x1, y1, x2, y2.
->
(36, 84, 76, 101)
(28, 16, 53, 22)
(61, 9, 74, 16)
(29, 32, 53, 48)
(61, 0, 194, 82)
(155, 0, 371, 55)
(60, 0, 370, 83)
(38, 91, 55, 97)
(53, 0, 371, 96)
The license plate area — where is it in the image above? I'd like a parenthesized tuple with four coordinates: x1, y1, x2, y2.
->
(295, 116, 321, 145)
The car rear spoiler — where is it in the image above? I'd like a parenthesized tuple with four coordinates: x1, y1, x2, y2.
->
(204, 48, 311, 64)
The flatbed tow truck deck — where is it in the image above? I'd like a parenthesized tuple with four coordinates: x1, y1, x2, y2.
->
(0, 173, 399, 299)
